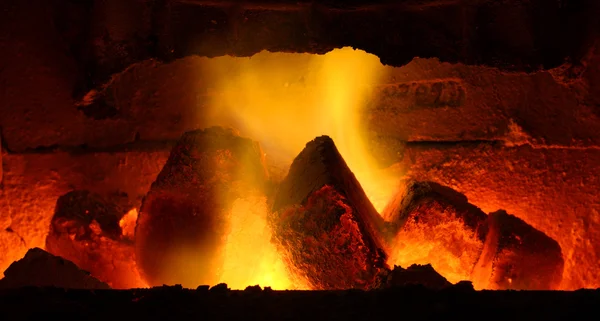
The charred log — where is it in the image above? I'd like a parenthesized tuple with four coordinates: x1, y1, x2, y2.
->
(0, 248, 110, 290)
(45, 190, 142, 289)
(382, 180, 488, 284)
(135, 126, 268, 288)
(472, 210, 564, 290)
(270, 136, 387, 290)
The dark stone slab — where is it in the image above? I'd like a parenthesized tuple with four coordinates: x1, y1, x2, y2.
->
(0, 248, 110, 290)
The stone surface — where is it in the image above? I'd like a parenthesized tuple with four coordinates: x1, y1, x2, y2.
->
(472, 210, 564, 290)
(75, 0, 600, 93)
(0, 230, 27, 278)
(0, 150, 169, 276)
(394, 143, 600, 290)
(0, 0, 143, 151)
(0, 247, 110, 290)
(135, 127, 269, 288)
(45, 191, 145, 289)
(1, 0, 599, 153)
(367, 58, 600, 147)
(5, 50, 600, 153)
(270, 136, 387, 290)
(382, 180, 487, 284)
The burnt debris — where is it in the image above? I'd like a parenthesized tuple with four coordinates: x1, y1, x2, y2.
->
(0, 247, 110, 290)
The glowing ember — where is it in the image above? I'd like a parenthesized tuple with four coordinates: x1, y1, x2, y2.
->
(382, 181, 487, 285)
(135, 127, 275, 288)
(273, 185, 384, 290)
(45, 190, 146, 289)
(382, 181, 564, 290)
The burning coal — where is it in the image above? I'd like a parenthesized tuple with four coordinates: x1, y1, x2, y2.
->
(0, 49, 567, 290)
(269, 136, 387, 290)
(35, 127, 564, 291)
(135, 127, 290, 289)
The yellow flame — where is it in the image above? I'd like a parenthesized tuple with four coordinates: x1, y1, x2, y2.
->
(218, 195, 305, 290)
(193, 48, 398, 289)
(119, 208, 138, 240)
(202, 48, 396, 211)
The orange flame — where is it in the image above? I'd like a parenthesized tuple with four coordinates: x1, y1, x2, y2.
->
(189, 48, 400, 289)
(119, 208, 138, 241)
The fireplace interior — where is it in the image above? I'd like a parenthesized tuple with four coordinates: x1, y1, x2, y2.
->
(1, 0, 600, 318)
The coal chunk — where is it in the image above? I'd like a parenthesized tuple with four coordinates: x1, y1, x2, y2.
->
(382, 180, 487, 284)
(45, 190, 143, 289)
(381, 264, 452, 290)
(49, 190, 123, 239)
(136, 127, 269, 287)
(270, 136, 387, 290)
(472, 210, 564, 290)
(0, 248, 110, 290)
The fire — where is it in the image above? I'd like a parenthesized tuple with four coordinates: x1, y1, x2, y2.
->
(119, 208, 138, 241)
(7, 48, 556, 291)
(201, 48, 399, 213)
(191, 48, 402, 289)
(386, 218, 484, 285)
(218, 195, 304, 290)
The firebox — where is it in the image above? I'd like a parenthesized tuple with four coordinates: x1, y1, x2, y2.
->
(1, 0, 600, 295)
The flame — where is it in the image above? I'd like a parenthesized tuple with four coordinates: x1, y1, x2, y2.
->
(386, 217, 484, 285)
(119, 208, 138, 240)
(201, 48, 397, 213)
(218, 195, 306, 290)
(118, 209, 150, 289)
(0, 49, 401, 289)
(192, 48, 401, 289)
(4, 50, 401, 287)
